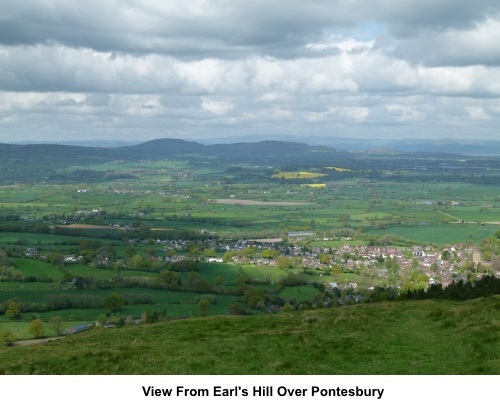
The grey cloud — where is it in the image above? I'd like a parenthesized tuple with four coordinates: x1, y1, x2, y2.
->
(393, 17, 500, 67)
(0, 0, 334, 57)
(1, 1, 498, 57)
(85, 93, 111, 106)
(1, 0, 499, 143)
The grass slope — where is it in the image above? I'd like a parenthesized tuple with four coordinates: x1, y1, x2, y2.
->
(0, 297, 498, 375)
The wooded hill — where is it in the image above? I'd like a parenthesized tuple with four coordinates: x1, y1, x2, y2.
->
(1, 137, 499, 184)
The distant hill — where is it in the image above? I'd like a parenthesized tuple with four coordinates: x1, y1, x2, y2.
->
(0, 138, 344, 184)
(198, 135, 500, 156)
(121, 138, 205, 155)
(7, 136, 500, 156)
(121, 138, 335, 160)
(1, 137, 498, 184)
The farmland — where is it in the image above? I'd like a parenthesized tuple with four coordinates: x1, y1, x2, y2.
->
(0, 139, 498, 375)
(271, 171, 328, 179)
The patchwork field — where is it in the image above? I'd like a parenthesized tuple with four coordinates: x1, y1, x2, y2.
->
(213, 199, 312, 206)
(0, 140, 498, 376)
(272, 171, 328, 179)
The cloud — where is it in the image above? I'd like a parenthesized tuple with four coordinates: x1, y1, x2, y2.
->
(0, 0, 499, 142)
(2, 1, 498, 58)
(466, 106, 490, 120)
(201, 98, 234, 115)
(306, 36, 375, 53)
(394, 16, 500, 66)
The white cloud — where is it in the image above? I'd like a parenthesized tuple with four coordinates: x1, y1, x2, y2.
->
(386, 105, 426, 122)
(201, 98, 234, 115)
(466, 106, 490, 120)
(0, 0, 499, 142)
(306, 36, 375, 53)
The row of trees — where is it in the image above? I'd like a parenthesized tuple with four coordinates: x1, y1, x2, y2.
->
(403, 276, 499, 301)
(1, 291, 134, 319)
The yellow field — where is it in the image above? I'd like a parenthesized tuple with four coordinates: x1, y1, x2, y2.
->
(325, 166, 352, 172)
(301, 183, 326, 188)
(272, 171, 327, 179)
(55, 224, 117, 229)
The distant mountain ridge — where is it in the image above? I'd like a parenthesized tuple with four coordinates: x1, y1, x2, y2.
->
(120, 138, 337, 160)
(195, 135, 500, 156)
(1, 137, 498, 185)
(0, 138, 340, 166)
(5, 136, 499, 155)
(0, 137, 496, 168)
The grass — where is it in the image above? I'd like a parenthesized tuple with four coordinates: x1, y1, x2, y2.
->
(0, 296, 497, 374)
(279, 286, 320, 302)
(365, 223, 499, 244)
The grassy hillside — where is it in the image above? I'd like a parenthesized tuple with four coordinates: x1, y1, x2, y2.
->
(0, 296, 498, 375)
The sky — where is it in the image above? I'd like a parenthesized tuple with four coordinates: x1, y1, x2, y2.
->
(1, 0, 500, 143)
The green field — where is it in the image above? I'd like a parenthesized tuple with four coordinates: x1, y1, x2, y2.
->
(0, 141, 498, 375)
(0, 297, 497, 374)
(365, 223, 499, 244)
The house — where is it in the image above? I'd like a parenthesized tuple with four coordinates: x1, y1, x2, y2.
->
(63, 324, 92, 335)
(25, 248, 39, 257)
(472, 251, 481, 265)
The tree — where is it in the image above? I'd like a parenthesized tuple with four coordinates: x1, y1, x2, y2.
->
(261, 249, 279, 259)
(214, 276, 223, 287)
(197, 299, 211, 317)
(50, 253, 64, 269)
(131, 254, 144, 268)
(202, 248, 216, 257)
(223, 251, 236, 262)
(277, 256, 293, 269)
(281, 303, 295, 312)
(103, 293, 125, 313)
(49, 316, 64, 336)
(319, 253, 331, 265)
(28, 319, 45, 338)
(125, 245, 137, 257)
(441, 250, 451, 260)
(0, 330, 16, 346)
(227, 301, 247, 315)
(158, 270, 181, 288)
(168, 259, 199, 272)
(5, 299, 21, 320)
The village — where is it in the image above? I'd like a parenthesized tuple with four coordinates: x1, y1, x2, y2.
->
(208, 236, 488, 289)
(26, 229, 491, 295)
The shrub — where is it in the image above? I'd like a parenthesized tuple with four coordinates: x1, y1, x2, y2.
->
(0, 330, 17, 346)
(28, 319, 45, 338)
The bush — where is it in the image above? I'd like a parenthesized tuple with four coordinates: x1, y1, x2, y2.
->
(103, 293, 125, 313)
(196, 294, 217, 304)
(28, 319, 45, 338)
(0, 330, 17, 346)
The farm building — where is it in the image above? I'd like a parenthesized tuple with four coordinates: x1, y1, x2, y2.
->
(63, 324, 92, 335)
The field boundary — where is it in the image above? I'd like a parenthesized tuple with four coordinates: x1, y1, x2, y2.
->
(212, 199, 313, 206)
